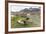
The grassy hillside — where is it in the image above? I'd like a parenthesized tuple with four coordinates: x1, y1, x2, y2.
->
(11, 7, 40, 28)
(11, 13, 40, 28)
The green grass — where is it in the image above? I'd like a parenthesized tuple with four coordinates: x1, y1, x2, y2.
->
(31, 14, 40, 27)
(11, 14, 40, 28)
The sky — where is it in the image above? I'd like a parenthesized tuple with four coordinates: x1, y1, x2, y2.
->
(11, 5, 30, 12)
(9, 3, 41, 12)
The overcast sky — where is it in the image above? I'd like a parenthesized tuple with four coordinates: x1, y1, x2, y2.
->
(9, 3, 41, 12)
(11, 5, 30, 12)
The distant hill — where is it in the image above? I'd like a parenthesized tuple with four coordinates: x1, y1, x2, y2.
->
(20, 7, 40, 12)
(11, 7, 40, 16)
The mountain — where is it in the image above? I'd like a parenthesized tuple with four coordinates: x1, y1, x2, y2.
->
(20, 7, 40, 12)
(11, 7, 40, 16)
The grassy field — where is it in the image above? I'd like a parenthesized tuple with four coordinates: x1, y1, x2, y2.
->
(11, 14, 40, 28)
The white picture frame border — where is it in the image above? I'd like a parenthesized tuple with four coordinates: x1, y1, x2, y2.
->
(8, 3, 43, 32)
